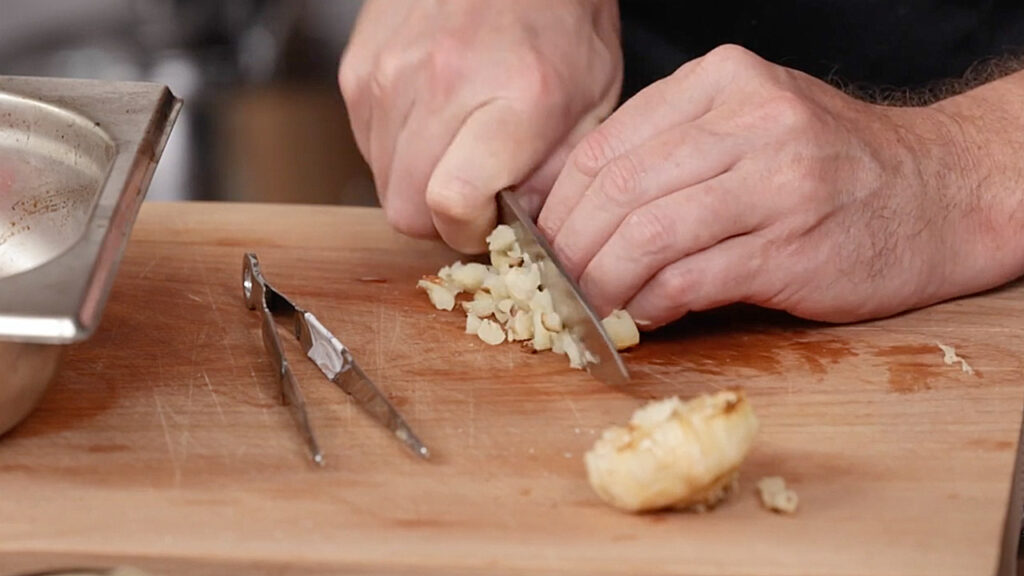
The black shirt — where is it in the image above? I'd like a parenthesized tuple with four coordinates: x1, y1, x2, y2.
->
(619, 1, 1024, 99)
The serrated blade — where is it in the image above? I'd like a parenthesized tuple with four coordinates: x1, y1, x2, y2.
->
(497, 189, 629, 385)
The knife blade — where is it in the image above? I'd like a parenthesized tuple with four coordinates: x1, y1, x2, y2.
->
(496, 189, 630, 385)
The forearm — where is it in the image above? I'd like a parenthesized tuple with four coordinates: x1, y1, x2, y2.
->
(918, 68, 1024, 294)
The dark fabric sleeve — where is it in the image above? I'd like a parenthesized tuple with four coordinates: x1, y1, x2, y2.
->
(618, 0, 1024, 101)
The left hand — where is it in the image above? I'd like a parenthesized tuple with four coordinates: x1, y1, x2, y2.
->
(538, 44, 984, 328)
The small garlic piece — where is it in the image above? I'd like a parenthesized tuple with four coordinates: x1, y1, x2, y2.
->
(491, 251, 514, 272)
(561, 333, 587, 369)
(601, 309, 640, 351)
(532, 311, 553, 351)
(494, 298, 515, 324)
(416, 277, 457, 311)
(505, 264, 541, 306)
(551, 330, 566, 355)
(437, 264, 455, 283)
(465, 314, 483, 335)
(476, 318, 506, 345)
(482, 274, 509, 300)
(462, 291, 496, 318)
(585, 390, 759, 513)
(486, 225, 517, 252)
(508, 242, 524, 260)
(530, 289, 554, 315)
(449, 262, 490, 292)
(757, 476, 799, 515)
(541, 311, 563, 332)
(509, 310, 534, 341)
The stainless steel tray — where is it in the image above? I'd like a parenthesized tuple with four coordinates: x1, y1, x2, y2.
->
(0, 76, 181, 434)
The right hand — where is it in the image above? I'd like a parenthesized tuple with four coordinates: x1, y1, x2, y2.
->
(339, 0, 623, 253)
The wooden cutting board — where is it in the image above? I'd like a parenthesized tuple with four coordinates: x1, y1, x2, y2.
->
(2, 202, 1023, 576)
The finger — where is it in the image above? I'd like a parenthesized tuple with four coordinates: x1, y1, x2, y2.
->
(338, 0, 417, 161)
(551, 119, 742, 278)
(579, 171, 770, 316)
(539, 52, 730, 237)
(625, 233, 766, 329)
(514, 114, 601, 220)
(338, 62, 373, 161)
(382, 99, 467, 238)
(367, 74, 415, 206)
(426, 100, 563, 253)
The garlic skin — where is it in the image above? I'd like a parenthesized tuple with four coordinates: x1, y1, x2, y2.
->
(419, 225, 642, 368)
(584, 390, 759, 513)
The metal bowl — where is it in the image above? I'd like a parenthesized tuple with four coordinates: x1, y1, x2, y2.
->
(0, 76, 180, 435)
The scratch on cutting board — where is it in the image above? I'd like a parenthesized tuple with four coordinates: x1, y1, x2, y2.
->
(250, 366, 272, 424)
(194, 254, 231, 358)
(386, 309, 407, 366)
(137, 259, 157, 279)
(204, 283, 219, 314)
(345, 392, 353, 427)
(186, 293, 203, 303)
(178, 429, 192, 472)
(467, 389, 476, 446)
(154, 393, 182, 485)
(187, 363, 197, 413)
(203, 370, 226, 424)
(564, 396, 584, 427)
(224, 342, 239, 369)
(178, 379, 195, 474)
(375, 304, 383, 372)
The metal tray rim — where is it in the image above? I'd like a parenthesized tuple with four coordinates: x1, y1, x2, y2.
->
(0, 75, 182, 344)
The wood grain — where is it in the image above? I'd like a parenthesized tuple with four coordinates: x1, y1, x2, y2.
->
(1, 202, 1022, 576)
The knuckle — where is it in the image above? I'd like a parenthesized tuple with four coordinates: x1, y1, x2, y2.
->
(762, 91, 816, 133)
(573, 128, 621, 177)
(371, 48, 407, 97)
(505, 51, 557, 111)
(659, 264, 700, 302)
(620, 206, 676, 257)
(594, 154, 643, 208)
(426, 36, 468, 91)
(701, 43, 757, 73)
(337, 58, 362, 102)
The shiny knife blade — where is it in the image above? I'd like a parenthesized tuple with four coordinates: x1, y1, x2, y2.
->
(296, 311, 431, 460)
(497, 188, 629, 385)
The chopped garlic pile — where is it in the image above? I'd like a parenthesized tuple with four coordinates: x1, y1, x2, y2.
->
(417, 225, 640, 370)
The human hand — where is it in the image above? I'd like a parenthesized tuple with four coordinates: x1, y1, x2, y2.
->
(539, 44, 990, 328)
(339, 0, 622, 253)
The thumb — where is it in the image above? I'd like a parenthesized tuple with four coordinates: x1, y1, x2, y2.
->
(425, 101, 559, 253)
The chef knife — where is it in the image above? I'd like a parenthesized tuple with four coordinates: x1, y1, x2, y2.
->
(496, 189, 630, 385)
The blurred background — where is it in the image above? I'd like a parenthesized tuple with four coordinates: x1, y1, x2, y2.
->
(0, 0, 377, 206)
